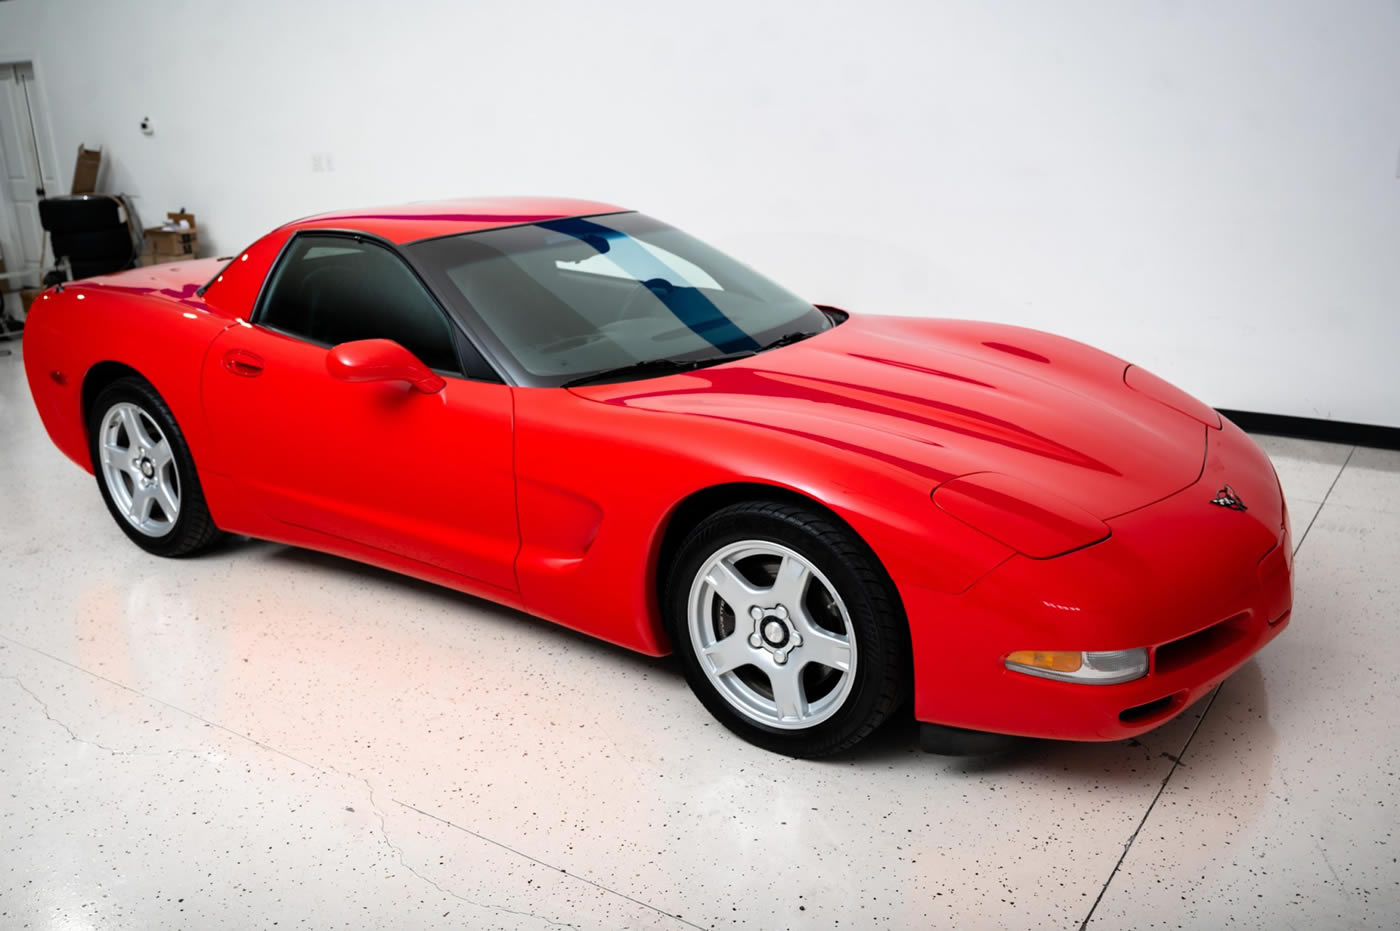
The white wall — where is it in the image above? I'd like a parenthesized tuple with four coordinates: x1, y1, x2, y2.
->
(2, 0, 1397, 425)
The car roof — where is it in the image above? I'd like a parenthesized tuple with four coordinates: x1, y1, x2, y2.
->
(281, 195, 628, 245)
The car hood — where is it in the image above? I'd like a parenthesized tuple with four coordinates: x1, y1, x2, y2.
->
(570, 314, 1208, 520)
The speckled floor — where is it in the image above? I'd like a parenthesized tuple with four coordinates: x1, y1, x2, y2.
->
(1, 345, 1397, 930)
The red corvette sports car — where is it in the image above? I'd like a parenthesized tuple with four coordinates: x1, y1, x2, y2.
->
(22, 196, 1292, 757)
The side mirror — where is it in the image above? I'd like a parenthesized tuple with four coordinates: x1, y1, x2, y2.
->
(326, 339, 445, 393)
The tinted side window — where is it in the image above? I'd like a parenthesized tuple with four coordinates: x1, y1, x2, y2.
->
(258, 235, 460, 373)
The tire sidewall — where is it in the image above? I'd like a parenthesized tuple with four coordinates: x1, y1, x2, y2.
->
(88, 378, 206, 557)
(665, 506, 903, 756)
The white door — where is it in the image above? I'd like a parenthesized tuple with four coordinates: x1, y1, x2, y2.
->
(0, 63, 60, 289)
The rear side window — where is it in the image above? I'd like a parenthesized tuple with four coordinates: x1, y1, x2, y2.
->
(257, 234, 461, 374)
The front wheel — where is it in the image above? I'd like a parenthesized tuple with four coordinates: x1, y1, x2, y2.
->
(88, 376, 224, 557)
(664, 500, 910, 757)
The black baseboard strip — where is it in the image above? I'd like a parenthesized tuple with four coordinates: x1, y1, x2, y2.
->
(1219, 409, 1400, 451)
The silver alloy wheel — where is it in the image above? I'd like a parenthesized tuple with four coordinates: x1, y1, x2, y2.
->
(687, 540, 857, 730)
(97, 401, 180, 538)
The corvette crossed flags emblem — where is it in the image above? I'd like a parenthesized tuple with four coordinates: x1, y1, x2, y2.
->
(1210, 484, 1247, 511)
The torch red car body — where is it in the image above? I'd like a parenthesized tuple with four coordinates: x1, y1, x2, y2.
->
(22, 196, 1292, 754)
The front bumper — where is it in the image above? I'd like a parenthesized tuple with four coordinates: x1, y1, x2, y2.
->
(904, 419, 1293, 741)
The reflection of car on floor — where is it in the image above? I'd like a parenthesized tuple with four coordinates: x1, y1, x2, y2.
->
(22, 196, 1292, 757)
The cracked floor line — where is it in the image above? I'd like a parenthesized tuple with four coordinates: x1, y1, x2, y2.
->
(359, 775, 581, 930)
(1291, 446, 1355, 558)
(396, 799, 708, 931)
(1, 634, 696, 929)
(1, 632, 329, 774)
(3, 674, 208, 760)
(1077, 684, 1222, 930)
(1079, 441, 1357, 929)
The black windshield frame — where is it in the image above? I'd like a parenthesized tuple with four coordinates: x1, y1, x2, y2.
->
(405, 212, 831, 388)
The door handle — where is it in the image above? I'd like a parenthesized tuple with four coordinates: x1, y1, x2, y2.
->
(222, 348, 265, 377)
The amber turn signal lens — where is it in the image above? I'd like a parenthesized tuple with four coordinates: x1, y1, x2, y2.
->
(1006, 648, 1148, 684)
(1006, 650, 1082, 673)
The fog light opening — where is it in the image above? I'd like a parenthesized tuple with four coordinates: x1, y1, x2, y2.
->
(1119, 694, 1177, 724)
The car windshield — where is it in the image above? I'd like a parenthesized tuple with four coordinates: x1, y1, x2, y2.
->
(407, 212, 831, 386)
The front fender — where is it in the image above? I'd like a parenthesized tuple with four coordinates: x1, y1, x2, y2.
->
(512, 386, 1014, 654)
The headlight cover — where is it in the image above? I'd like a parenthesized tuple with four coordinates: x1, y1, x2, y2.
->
(1005, 649, 1148, 684)
(932, 472, 1109, 559)
(1123, 364, 1221, 429)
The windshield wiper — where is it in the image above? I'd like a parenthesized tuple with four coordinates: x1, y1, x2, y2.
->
(561, 328, 821, 388)
(759, 330, 819, 351)
(562, 352, 753, 388)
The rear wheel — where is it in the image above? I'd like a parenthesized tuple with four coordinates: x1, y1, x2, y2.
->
(665, 500, 910, 757)
(88, 377, 223, 557)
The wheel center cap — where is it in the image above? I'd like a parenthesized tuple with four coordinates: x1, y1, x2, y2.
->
(139, 459, 155, 478)
(747, 603, 802, 662)
(761, 617, 789, 648)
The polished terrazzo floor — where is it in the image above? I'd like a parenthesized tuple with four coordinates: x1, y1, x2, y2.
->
(1, 345, 1397, 929)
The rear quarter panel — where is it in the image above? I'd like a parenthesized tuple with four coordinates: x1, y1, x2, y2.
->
(23, 278, 233, 480)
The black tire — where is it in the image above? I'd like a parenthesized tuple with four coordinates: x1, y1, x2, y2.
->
(87, 376, 224, 557)
(51, 227, 135, 261)
(38, 194, 124, 233)
(70, 256, 138, 281)
(664, 499, 911, 757)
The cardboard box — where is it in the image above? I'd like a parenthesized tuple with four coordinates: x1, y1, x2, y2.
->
(72, 145, 102, 194)
(20, 288, 41, 315)
(138, 248, 198, 267)
(143, 211, 199, 259)
(144, 230, 198, 257)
